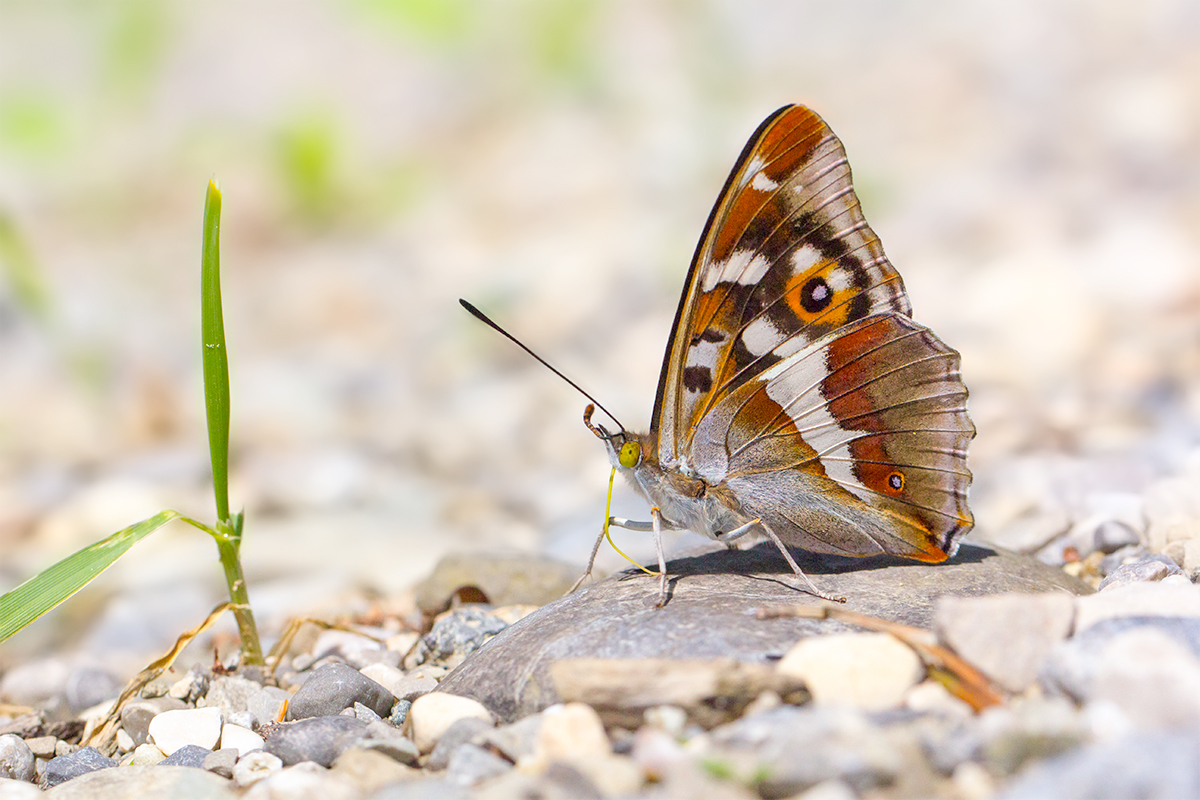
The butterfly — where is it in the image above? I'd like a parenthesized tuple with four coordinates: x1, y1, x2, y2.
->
(465, 104, 974, 606)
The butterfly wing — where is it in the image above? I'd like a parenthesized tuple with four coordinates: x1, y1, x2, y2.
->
(652, 105, 973, 559)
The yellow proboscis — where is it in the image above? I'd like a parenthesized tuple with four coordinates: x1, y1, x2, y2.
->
(603, 466, 658, 576)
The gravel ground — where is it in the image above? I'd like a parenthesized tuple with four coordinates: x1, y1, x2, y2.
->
(1, 0, 1198, 754)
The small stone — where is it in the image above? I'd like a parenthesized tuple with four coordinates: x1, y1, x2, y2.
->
(428, 717, 495, 770)
(630, 727, 689, 780)
(247, 686, 290, 728)
(198, 676, 261, 730)
(565, 753, 644, 797)
(220, 723, 264, 756)
(1075, 579, 1200, 631)
(0, 778, 42, 800)
(64, 667, 121, 713)
(121, 698, 186, 746)
(408, 692, 494, 753)
(934, 593, 1075, 692)
(24, 737, 56, 759)
(0, 733, 36, 781)
(352, 702, 382, 724)
(904, 681, 973, 718)
(115, 728, 135, 753)
(148, 707, 223, 755)
(446, 742, 511, 786)
(476, 715, 542, 764)
(287, 663, 395, 720)
(240, 762, 359, 800)
(1093, 520, 1141, 554)
(952, 762, 996, 800)
(202, 747, 238, 778)
(331, 747, 421, 793)
(128, 743, 166, 765)
(36, 764, 231, 798)
(265, 715, 369, 767)
(792, 780, 858, 800)
(0, 659, 71, 707)
(408, 607, 511, 670)
(160, 744, 211, 768)
(232, 750, 283, 787)
(168, 669, 209, 703)
(777, 632, 924, 710)
(1089, 626, 1200, 727)
(1164, 539, 1200, 575)
(358, 722, 420, 766)
(41, 746, 116, 788)
(979, 697, 1089, 776)
(1098, 555, 1184, 590)
(389, 699, 412, 727)
(53, 741, 75, 758)
(521, 702, 611, 774)
(361, 664, 439, 704)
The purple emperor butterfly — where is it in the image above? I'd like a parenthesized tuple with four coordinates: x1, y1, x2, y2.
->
(464, 105, 974, 606)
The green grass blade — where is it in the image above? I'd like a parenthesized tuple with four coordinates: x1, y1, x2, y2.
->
(0, 510, 181, 642)
(200, 181, 231, 523)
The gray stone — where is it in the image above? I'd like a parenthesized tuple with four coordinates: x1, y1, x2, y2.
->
(476, 715, 543, 763)
(198, 676, 261, 729)
(1093, 520, 1141, 554)
(41, 747, 116, 788)
(359, 721, 420, 766)
(287, 663, 394, 720)
(265, 715, 369, 767)
(1042, 616, 1200, 702)
(414, 551, 584, 614)
(64, 667, 121, 713)
(997, 728, 1200, 800)
(979, 697, 1089, 777)
(202, 747, 238, 778)
(934, 593, 1075, 692)
(409, 607, 511, 671)
(353, 702, 383, 724)
(42, 765, 233, 799)
(247, 686, 290, 728)
(0, 734, 36, 782)
(160, 744, 211, 768)
(428, 717, 495, 770)
(446, 742, 511, 786)
(439, 542, 1090, 721)
(389, 699, 412, 727)
(707, 706, 901, 797)
(1098, 555, 1183, 590)
(121, 697, 187, 746)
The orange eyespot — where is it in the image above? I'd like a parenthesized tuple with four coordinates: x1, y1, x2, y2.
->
(619, 441, 641, 469)
(886, 471, 905, 493)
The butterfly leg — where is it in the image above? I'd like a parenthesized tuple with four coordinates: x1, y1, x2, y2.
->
(758, 524, 846, 604)
(568, 526, 610, 595)
(651, 506, 669, 608)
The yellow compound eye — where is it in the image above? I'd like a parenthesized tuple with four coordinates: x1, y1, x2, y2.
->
(618, 440, 641, 469)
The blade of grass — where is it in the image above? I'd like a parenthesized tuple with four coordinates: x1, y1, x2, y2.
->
(201, 180, 231, 524)
(0, 511, 182, 641)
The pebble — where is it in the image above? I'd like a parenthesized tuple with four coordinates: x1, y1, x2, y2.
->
(41, 746, 116, 788)
(63, 667, 121, 713)
(39, 765, 233, 800)
(147, 707, 223, 755)
(120, 698, 185, 747)
(777, 632, 924, 710)
(1074, 578, 1200, 631)
(408, 607, 512, 671)
(160, 744, 211, 768)
(231, 750, 283, 788)
(1097, 554, 1184, 590)
(408, 692, 494, 753)
(126, 743, 165, 766)
(287, 662, 395, 720)
(705, 705, 901, 797)
(330, 747, 421, 793)
(1087, 626, 1200, 727)
(351, 702, 382, 723)
(219, 723, 263, 756)
(0, 659, 71, 707)
(359, 721, 421, 765)
(475, 715, 542, 764)
(978, 697, 1089, 776)
(360, 664, 439, 703)
(0, 778, 42, 800)
(202, 747, 238, 778)
(168, 669, 209, 704)
(198, 676, 261, 729)
(240, 762, 359, 800)
(934, 592, 1075, 692)
(520, 702, 610, 774)
(0, 735, 35, 782)
(247, 686, 290, 728)
(23, 737, 55, 759)
(428, 717, 495, 770)
(265, 715, 369, 767)
(446, 742, 511, 786)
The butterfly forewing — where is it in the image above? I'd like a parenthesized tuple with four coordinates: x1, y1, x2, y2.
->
(653, 106, 913, 464)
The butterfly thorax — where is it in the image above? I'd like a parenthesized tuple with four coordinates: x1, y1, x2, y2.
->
(604, 430, 749, 541)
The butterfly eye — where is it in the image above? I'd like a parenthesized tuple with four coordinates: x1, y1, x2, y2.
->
(619, 441, 641, 469)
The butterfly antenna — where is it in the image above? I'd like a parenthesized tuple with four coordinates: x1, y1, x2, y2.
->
(459, 299, 627, 433)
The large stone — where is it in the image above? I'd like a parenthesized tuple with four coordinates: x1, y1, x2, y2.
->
(438, 542, 1090, 721)
(42, 765, 233, 799)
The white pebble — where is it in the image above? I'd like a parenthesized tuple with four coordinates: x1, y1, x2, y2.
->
(521, 702, 611, 773)
(129, 743, 166, 765)
(777, 633, 924, 711)
(233, 750, 283, 787)
(408, 692, 494, 753)
(148, 706, 223, 755)
(221, 722, 265, 756)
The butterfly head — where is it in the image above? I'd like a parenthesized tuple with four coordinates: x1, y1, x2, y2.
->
(583, 403, 646, 471)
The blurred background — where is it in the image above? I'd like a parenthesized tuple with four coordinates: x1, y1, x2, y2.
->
(1, 1, 1197, 672)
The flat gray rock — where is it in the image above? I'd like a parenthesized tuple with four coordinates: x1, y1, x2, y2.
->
(438, 542, 1091, 722)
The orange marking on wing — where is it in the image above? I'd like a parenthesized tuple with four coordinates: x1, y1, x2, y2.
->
(781, 260, 853, 327)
